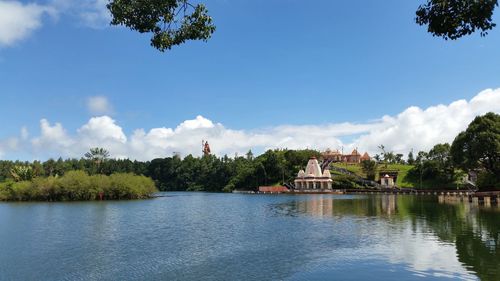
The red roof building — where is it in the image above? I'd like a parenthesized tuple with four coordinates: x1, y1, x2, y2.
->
(259, 186, 289, 193)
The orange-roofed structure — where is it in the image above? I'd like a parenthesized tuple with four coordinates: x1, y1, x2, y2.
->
(342, 149, 361, 163)
(322, 148, 371, 164)
(360, 152, 371, 161)
(259, 186, 289, 193)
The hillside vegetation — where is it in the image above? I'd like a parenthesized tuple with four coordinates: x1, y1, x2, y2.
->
(331, 162, 454, 189)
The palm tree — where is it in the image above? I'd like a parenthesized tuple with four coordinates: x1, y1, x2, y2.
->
(10, 165, 35, 182)
(84, 148, 110, 174)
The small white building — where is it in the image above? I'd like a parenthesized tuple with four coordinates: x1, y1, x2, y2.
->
(381, 174, 395, 187)
(294, 157, 333, 190)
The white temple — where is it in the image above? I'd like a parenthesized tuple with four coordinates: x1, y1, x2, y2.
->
(294, 157, 333, 190)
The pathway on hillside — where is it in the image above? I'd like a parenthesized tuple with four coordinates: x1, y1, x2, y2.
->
(327, 164, 382, 188)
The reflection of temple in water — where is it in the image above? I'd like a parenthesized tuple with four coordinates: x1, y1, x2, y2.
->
(292, 195, 398, 218)
(380, 195, 397, 215)
(295, 197, 334, 217)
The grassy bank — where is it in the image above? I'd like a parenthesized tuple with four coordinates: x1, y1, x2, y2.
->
(0, 171, 158, 201)
(331, 163, 453, 189)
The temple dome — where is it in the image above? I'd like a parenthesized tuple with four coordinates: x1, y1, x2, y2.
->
(305, 158, 322, 178)
(323, 169, 331, 178)
(297, 170, 305, 178)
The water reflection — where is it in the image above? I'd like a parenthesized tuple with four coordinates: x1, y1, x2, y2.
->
(272, 194, 499, 281)
(1, 194, 499, 281)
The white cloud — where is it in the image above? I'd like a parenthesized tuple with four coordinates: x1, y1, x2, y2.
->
(177, 115, 215, 131)
(31, 119, 74, 156)
(78, 0, 110, 28)
(87, 96, 113, 115)
(78, 116, 127, 144)
(2, 88, 499, 160)
(355, 88, 500, 155)
(50, 0, 110, 28)
(0, 0, 111, 47)
(0, 1, 55, 46)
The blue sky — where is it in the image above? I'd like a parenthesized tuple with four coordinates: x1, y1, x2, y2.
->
(1, 0, 500, 160)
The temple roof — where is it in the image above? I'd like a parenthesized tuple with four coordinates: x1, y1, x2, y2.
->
(304, 158, 322, 178)
(297, 170, 305, 178)
(323, 169, 331, 177)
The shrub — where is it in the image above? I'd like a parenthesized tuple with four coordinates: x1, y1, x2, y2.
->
(58, 171, 92, 200)
(108, 173, 157, 199)
(10, 181, 34, 201)
(0, 171, 158, 201)
(32, 176, 60, 201)
(0, 181, 12, 201)
(89, 175, 111, 200)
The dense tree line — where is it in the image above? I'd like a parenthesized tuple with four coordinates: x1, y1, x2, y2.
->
(407, 143, 459, 188)
(451, 112, 500, 188)
(406, 112, 500, 190)
(0, 149, 321, 193)
(0, 158, 148, 182)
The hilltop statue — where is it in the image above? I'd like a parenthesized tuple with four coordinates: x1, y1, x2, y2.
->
(202, 141, 211, 156)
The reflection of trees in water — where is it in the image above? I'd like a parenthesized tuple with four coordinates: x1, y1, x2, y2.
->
(272, 195, 500, 281)
(407, 198, 500, 281)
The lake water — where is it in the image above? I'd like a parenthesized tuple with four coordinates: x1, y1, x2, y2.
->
(0, 193, 499, 281)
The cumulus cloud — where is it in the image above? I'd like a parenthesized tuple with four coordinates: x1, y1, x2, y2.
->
(78, 116, 126, 143)
(355, 88, 500, 155)
(87, 96, 113, 115)
(0, 1, 55, 46)
(31, 119, 74, 156)
(2, 88, 500, 160)
(0, 0, 111, 47)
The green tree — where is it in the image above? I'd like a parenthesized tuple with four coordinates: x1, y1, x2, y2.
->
(10, 165, 35, 182)
(378, 145, 396, 167)
(246, 150, 254, 161)
(416, 0, 498, 40)
(107, 0, 215, 52)
(360, 160, 378, 181)
(395, 154, 404, 164)
(451, 112, 500, 189)
(409, 144, 454, 186)
(407, 150, 415, 165)
(259, 150, 282, 185)
(85, 148, 110, 174)
(427, 143, 454, 181)
(107, 0, 498, 52)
